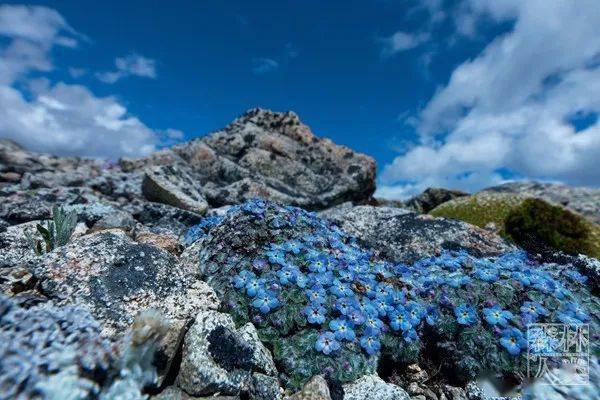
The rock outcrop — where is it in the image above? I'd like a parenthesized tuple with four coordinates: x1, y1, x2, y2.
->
(130, 108, 377, 210)
(402, 187, 469, 214)
(321, 205, 514, 263)
(482, 181, 600, 224)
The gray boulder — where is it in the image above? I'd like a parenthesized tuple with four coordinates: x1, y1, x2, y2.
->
(133, 108, 376, 210)
(142, 165, 208, 215)
(287, 375, 332, 400)
(343, 375, 409, 400)
(177, 310, 276, 396)
(403, 187, 469, 214)
(31, 230, 219, 337)
(322, 206, 514, 263)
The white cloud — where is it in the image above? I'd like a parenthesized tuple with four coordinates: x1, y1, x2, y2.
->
(379, 0, 600, 199)
(252, 58, 279, 75)
(96, 54, 157, 83)
(0, 5, 178, 159)
(382, 31, 430, 56)
(68, 67, 87, 78)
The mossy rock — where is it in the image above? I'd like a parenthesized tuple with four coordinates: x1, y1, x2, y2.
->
(430, 193, 600, 258)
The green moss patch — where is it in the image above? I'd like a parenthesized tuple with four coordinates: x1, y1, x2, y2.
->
(430, 193, 600, 258)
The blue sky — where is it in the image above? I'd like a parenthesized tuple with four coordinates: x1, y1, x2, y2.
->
(0, 1, 599, 198)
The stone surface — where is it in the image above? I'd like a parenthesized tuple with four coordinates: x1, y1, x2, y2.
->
(135, 231, 183, 256)
(142, 165, 208, 215)
(249, 373, 283, 400)
(31, 230, 219, 337)
(403, 187, 469, 214)
(322, 205, 514, 263)
(153, 386, 240, 399)
(90, 210, 137, 233)
(287, 375, 331, 400)
(0, 294, 120, 399)
(134, 108, 376, 210)
(177, 310, 276, 396)
(481, 181, 600, 223)
(343, 374, 410, 400)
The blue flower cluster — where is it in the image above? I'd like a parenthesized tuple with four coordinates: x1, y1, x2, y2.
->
(194, 199, 595, 373)
(230, 205, 419, 356)
(183, 215, 224, 245)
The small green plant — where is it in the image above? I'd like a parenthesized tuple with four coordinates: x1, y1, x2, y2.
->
(27, 205, 77, 255)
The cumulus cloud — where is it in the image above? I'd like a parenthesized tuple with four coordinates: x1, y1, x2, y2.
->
(96, 54, 157, 84)
(379, 0, 600, 199)
(0, 5, 177, 159)
(252, 57, 279, 75)
(381, 31, 430, 56)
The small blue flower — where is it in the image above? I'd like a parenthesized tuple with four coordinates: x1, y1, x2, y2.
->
(252, 290, 279, 314)
(360, 329, 381, 355)
(389, 309, 412, 332)
(266, 249, 286, 266)
(365, 315, 384, 333)
(483, 305, 513, 327)
(277, 267, 297, 285)
(283, 239, 303, 254)
(374, 297, 392, 317)
(454, 304, 478, 326)
(375, 282, 393, 298)
(308, 255, 328, 273)
(306, 285, 327, 304)
(512, 271, 531, 286)
(233, 270, 255, 289)
(532, 278, 556, 294)
(520, 301, 548, 318)
(245, 277, 265, 297)
(329, 318, 356, 341)
(500, 328, 526, 355)
(558, 301, 589, 324)
(347, 308, 366, 325)
(295, 273, 308, 288)
(335, 297, 353, 315)
(304, 304, 327, 324)
(338, 270, 354, 282)
(315, 331, 341, 355)
(475, 268, 498, 282)
(406, 301, 426, 325)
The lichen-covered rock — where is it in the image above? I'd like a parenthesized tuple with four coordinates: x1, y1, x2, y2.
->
(0, 221, 42, 269)
(0, 220, 84, 295)
(153, 386, 240, 399)
(142, 165, 208, 215)
(287, 375, 332, 400)
(0, 294, 119, 399)
(32, 230, 219, 337)
(321, 205, 513, 264)
(249, 373, 283, 400)
(0, 186, 114, 225)
(481, 181, 600, 224)
(403, 187, 469, 214)
(125, 200, 204, 236)
(91, 209, 137, 233)
(135, 230, 183, 256)
(0, 138, 103, 187)
(177, 310, 276, 396)
(133, 108, 376, 210)
(342, 374, 409, 400)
